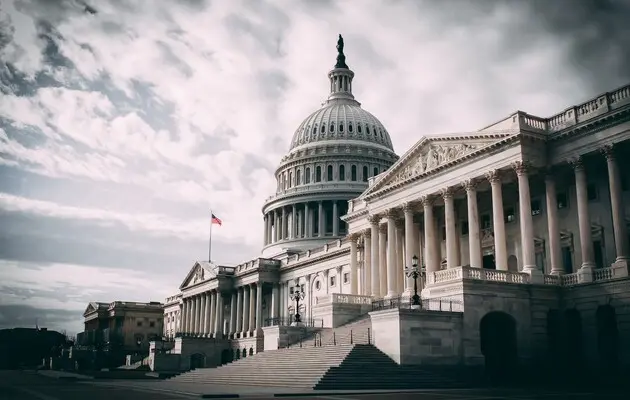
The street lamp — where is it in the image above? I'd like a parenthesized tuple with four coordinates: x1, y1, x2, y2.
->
(404, 255, 424, 309)
(289, 283, 305, 326)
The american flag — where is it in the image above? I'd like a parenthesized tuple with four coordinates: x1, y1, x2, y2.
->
(211, 213, 222, 226)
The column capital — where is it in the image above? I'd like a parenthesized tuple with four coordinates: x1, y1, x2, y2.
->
(402, 202, 416, 214)
(511, 160, 531, 176)
(568, 156, 585, 172)
(420, 195, 435, 208)
(394, 218, 405, 229)
(485, 169, 502, 184)
(462, 178, 478, 192)
(379, 223, 388, 233)
(348, 233, 360, 243)
(367, 214, 381, 224)
(440, 186, 455, 200)
(600, 144, 616, 160)
(363, 228, 371, 238)
(384, 208, 398, 219)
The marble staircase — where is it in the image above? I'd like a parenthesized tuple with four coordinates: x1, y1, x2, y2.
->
(168, 344, 467, 389)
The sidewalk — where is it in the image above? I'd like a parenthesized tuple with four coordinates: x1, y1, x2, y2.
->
(38, 370, 94, 380)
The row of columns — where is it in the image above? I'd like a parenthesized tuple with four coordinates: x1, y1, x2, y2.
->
(349, 149, 628, 297)
(263, 200, 345, 246)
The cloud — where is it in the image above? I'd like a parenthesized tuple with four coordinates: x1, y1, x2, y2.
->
(0, 0, 629, 333)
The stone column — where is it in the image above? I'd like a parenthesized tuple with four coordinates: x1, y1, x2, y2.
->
(248, 284, 256, 335)
(268, 213, 273, 244)
(180, 299, 187, 334)
(363, 229, 372, 296)
(263, 214, 268, 246)
(572, 157, 596, 275)
(602, 145, 630, 267)
(514, 161, 538, 275)
(271, 283, 279, 319)
(487, 170, 508, 271)
(403, 203, 415, 295)
(318, 201, 325, 237)
(255, 283, 263, 334)
(214, 293, 223, 338)
(291, 204, 297, 239)
(379, 223, 388, 297)
(395, 220, 404, 294)
(236, 288, 243, 335)
(423, 196, 439, 274)
(368, 215, 381, 298)
(200, 293, 207, 337)
(442, 187, 459, 269)
(242, 286, 250, 336)
(229, 292, 237, 338)
(208, 292, 215, 336)
(349, 234, 359, 294)
(281, 207, 287, 241)
(332, 201, 340, 236)
(464, 180, 482, 269)
(545, 172, 563, 275)
(385, 209, 397, 298)
(190, 296, 197, 335)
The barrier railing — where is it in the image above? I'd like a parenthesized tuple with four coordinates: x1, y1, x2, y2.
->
(371, 296, 464, 312)
(263, 317, 324, 328)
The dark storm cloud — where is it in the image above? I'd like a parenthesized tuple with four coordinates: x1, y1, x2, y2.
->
(0, 304, 79, 331)
(0, 212, 259, 271)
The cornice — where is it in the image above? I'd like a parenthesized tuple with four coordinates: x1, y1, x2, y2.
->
(548, 107, 630, 142)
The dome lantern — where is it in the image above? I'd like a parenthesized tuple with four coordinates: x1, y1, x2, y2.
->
(327, 34, 357, 104)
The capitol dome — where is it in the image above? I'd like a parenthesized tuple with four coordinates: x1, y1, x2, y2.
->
(261, 35, 399, 258)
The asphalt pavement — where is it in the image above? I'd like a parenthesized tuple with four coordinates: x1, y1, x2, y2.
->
(1, 370, 628, 400)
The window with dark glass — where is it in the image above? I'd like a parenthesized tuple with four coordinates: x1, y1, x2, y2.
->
(461, 221, 469, 236)
(315, 166, 322, 182)
(587, 183, 598, 201)
(305, 167, 311, 184)
(531, 199, 542, 216)
(373, 167, 378, 176)
(339, 165, 345, 181)
(327, 165, 333, 181)
(351, 165, 357, 181)
(362, 166, 368, 181)
(557, 192, 568, 209)
(481, 214, 491, 229)
(297, 169, 302, 185)
(504, 207, 516, 223)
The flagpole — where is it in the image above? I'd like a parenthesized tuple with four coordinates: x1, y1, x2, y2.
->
(209, 208, 213, 263)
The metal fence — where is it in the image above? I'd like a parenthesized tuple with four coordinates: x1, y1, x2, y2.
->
(264, 317, 324, 328)
(371, 296, 464, 312)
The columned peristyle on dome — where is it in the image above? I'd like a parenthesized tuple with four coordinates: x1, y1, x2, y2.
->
(261, 35, 399, 258)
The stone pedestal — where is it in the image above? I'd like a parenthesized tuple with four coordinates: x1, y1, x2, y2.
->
(262, 325, 316, 350)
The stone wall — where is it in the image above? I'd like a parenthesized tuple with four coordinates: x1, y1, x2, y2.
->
(370, 308, 463, 365)
(173, 337, 230, 370)
(312, 301, 371, 328)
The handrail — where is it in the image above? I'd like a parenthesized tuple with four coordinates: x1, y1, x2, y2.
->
(263, 317, 324, 328)
(371, 296, 463, 312)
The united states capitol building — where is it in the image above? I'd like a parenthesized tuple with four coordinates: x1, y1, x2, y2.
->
(156, 37, 630, 380)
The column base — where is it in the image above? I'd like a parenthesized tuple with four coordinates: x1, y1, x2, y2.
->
(578, 263, 595, 283)
(612, 259, 629, 277)
(523, 266, 544, 284)
(549, 269, 564, 276)
(384, 291, 397, 300)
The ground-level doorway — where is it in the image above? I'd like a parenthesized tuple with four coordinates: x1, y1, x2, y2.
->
(480, 311, 518, 385)
(189, 353, 205, 369)
(482, 254, 496, 270)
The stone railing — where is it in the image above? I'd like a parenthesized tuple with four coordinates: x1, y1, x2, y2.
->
(315, 293, 373, 305)
(429, 264, 627, 287)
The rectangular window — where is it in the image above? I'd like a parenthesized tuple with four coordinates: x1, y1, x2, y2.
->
(461, 221, 469, 236)
(330, 276, 336, 287)
(587, 183, 598, 201)
(504, 207, 516, 223)
(535, 252, 545, 273)
(593, 240, 604, 268)
(149, 321, 155, 328)
(557, 192, 568, 209)
(137, 321, 143, 327)
(343, 273, 349, 284)
(561, 246, 573, 274)
(531, 199, 542, 216)
(481, 214, 491, 229)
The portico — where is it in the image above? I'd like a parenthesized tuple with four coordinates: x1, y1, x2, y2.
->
(344, 115, 630, 297)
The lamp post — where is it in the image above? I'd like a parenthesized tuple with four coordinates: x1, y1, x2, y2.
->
(289, 283, 305, 326)
(404, 255, 424, 309)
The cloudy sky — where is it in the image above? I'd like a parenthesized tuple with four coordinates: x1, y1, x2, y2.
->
(1, 0, 629, 335)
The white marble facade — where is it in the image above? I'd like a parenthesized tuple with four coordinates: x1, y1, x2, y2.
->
(164, 40, 630, 364)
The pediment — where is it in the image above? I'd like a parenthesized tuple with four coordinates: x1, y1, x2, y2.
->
(83, 302, 106, 317)
(179, 261, 217, 290)
(362, 131, 518, 197)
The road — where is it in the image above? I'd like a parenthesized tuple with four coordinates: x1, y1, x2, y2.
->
(1, 370, 628, 400)
(0, 370, 193, 400)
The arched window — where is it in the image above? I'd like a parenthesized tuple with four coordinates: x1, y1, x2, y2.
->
(327, 165, 333, 181)
(358, 124, 362, 133)
(373, 166, 379, 177)
(366, 126, 370, 135)
(339, 122, 344, 133)
(305, 167, 311, 184)
(320, 125, 325, 133)
(297, 169, 302, 185)
(312, 125, 317, 134)
(315, 166, 322, 182)
(362, 166, 368, 182)
(330, 123, 335, 133)
(348, 123, 353, 133)
(288, 171, 293, 188)
(283, 173, 288, 190)
(351, 165, 357, 181)
(339, 165, 345, 181)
